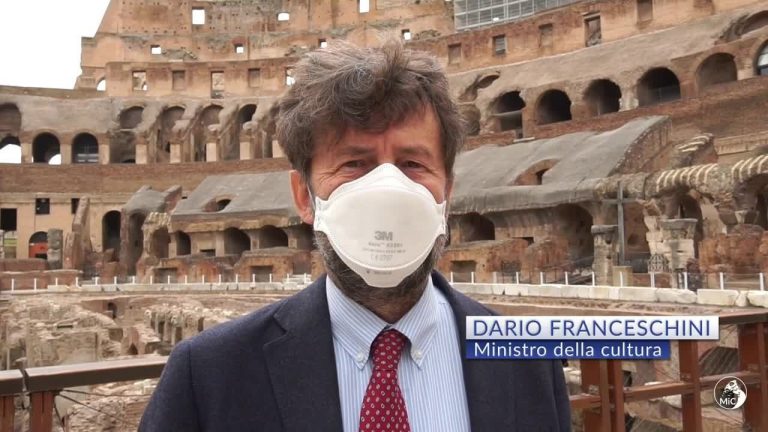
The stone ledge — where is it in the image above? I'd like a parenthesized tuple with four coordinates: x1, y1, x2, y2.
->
(697, 289, 740, 306)
(656, 289, 697, 304)
(617, 286, 658, 302)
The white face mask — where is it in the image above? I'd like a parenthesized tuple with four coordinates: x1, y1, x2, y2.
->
(313, 163, 447, 288)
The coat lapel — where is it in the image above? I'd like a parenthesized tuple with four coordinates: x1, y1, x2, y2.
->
(263, 277, 344, 432)
(432, 271, 518, 430)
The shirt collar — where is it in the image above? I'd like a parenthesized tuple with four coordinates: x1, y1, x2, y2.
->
(326, 275, 439, 369)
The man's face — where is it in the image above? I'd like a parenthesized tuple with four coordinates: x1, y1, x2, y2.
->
(289, 106, 452, 302)
(290, 106, 451, 223)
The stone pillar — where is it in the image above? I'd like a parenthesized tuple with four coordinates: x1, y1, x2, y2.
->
(285, 226, 313, 250)
(205, 141, 218, 162)
(0, 230, 4, 259)
(47, 228, 63, 270)
(591, 225, 618, 285)
(135, 136, 148, 164)
(240, 137, 253, 160)
(21, 141, 32, 163)
(99, 142, 110, 165)
(659, 218, 698, 270)
(170, 141, 183, 163)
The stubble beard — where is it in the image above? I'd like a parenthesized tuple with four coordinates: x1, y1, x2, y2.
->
(314, 231, 447, 316)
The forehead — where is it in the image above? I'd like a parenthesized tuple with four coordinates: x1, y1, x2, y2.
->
(316, 106, 443, 158)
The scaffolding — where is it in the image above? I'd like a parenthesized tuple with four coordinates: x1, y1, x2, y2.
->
(454, 0, 583, 30)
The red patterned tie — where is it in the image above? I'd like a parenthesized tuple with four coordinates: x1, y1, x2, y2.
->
(358, 329, 411, 431)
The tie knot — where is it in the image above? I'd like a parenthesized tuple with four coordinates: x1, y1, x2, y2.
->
(371, 329, 407, 371)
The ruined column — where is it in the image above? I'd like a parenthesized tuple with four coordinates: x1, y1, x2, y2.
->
(135, 135, 148, 164)
(0, 230, 4, 259)
(591, 225, 618, 285)
(47, 228, 63, 270)
(659, 218, 698, 270)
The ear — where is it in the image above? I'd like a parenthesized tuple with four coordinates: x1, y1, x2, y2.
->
(290, 170, 315, 225)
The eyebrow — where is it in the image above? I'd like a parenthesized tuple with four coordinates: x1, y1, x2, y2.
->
(398, 146, 435, 160)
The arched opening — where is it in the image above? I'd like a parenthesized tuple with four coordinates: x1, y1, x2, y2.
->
(536, 90, 572, 125)
(493, 91, 525, 136)
(151, 227, 170, 259)
(555, 205, 594, 261)
(0, 136, 21, 164)
(583, 79, 621, 117)
(157, 106, 185, 163)
(102, 211, 121, 254)
(742, 11, 768, 35)
(106, 302, 118, 319)
(757, 193, 768, 229)
(32, 133, 61, 164)
(677, 194, 703, 257)
(176, 231, 192, 256)
(756, 42, 768, 76)
(96, 79, 106, 92)
(176, 231, 191, 256)
(255, 225, 288, 248)
(457, 212, 495, 242)
(697, 53, 737, 91)
(459, 74, 500, 102)
(223, 228, 251, 255)
(72, 133, 99, 164)
(29, 231, 48, 259)
(231, 104, 257, 160)
(119, 107, 144, 129)
(193, 105, 222, 162)
(637, 67, 681, 106)
(127, 344, 139, 355)
(127, 212, 146, 274)
(0, 104, 21, 137)
(203, 197, 232, 212)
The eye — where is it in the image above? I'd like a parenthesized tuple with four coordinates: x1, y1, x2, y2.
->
(400, 160, 425, 170)
(341, 159, 365, 169)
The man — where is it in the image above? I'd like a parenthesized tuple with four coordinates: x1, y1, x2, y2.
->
(139, 41, 571, 431)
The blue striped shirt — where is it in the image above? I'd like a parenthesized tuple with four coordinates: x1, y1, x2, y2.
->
(326, 275, 471, 432)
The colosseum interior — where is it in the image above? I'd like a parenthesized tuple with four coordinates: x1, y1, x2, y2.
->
(5, 0, 768, 430)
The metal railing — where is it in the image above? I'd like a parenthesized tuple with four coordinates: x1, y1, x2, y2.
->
(2, 311, 767, 431)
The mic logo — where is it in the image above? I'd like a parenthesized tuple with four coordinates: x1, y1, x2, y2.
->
(714, 376, 747, 410)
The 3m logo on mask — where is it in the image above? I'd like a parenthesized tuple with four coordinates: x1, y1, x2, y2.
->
(375, 231, 394, 241)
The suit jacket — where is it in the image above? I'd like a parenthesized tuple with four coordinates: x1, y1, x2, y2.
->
(139, 271, 571, 431)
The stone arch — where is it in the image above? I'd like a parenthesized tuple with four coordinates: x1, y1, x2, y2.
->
(127, 212, 146, 274)
(32, 133, 61, 164)
(254, 225, 288, 248)
(193, 104, 223, 162)
(514, 159, 559, 185)
(456, 212, 495, 242)
(29, 231, 48, 259)
(230, 104, 257, 160)
(459, 73, 500, 102)
(72, 133, 99, 164)
(637, 67, 681, 106)
(223, 227, 251, 255)
(583, 79, 621, 117)
(0, 136, 21, 164)
(96, 79, 106, 92)
(102, 211, 121, 253)
(555, 204, 594, 260)
(203, 196, 233, 212)
(742, 11, 768, 36)
(696, 53, 737, 91)
(536, 90, 572, 125)
(176, 231, 191, 256)
(156, 106, 185, 163)
(0, 103, 21, 137)
(127, 344, 139, 355)
(756, 40, 768, 76)
(493, 91, 526, 136)
(120, 106, 144, 129)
